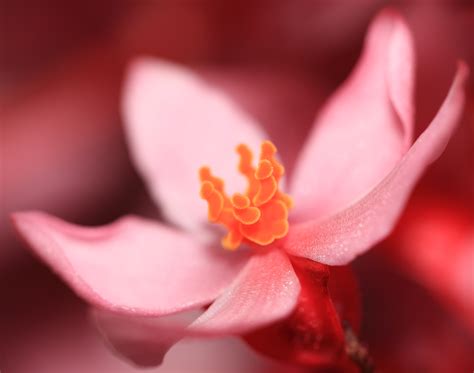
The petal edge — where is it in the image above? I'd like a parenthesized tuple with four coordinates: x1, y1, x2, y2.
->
(284, 63, 468, 265)
(191, 249, 301, 334)
(12, 211, 248, 314)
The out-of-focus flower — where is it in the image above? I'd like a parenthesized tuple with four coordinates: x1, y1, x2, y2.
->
(10, 9, 468, 370)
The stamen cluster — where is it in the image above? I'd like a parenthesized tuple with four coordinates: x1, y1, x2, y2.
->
(199, 141, 293, 250)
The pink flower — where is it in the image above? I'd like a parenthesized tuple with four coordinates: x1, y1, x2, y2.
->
(11, 9, 467, 369)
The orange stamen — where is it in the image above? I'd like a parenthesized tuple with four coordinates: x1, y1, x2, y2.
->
(199, 181, 224, 222)
(199, 140, 293, 250)
(253, 175, 277, 207)
(231, 193, 250, 209)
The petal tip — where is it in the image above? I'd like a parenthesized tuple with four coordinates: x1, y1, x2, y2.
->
(373, 6, 403, 22)
(456, 60, 470, 81)
(369, 7, 399, 28)
(369, 7, 412, 46)
(10, 210, 50, 250)
(123, 56, 186, 113)
(126, 56, 176, 83)
(11, 209, 41, 224)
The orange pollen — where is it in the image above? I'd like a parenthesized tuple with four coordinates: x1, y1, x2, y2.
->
(199, 140, 293, 250)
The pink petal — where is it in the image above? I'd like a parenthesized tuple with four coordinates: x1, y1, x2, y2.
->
(92, 309, 197, 367)
(123, 58, 267, 231)
(290, 10, 415, 221)
(12, 211, 248, 314)
(283, 63, 468, 265)
(191, 249, 300, 334)
(94, 309, 302, 371)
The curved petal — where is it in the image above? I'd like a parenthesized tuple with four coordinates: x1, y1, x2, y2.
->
(290, 10, 415, 221)
(11, 211, 248, 314)
(122, 58, 267, 231)
(283, 63, 468, 265)
(190, 249, 300, 334)
(92, 309, 198, 367)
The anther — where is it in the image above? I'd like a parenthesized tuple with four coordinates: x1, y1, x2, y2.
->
(253, 176, 277, 206)
(199, 167, 225, 192)
(200, 181, 224, 222)
(255, 160, 273, 180)
(232, 193, 250, 209)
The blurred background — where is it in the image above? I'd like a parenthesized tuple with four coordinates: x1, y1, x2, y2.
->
(1, 1, 473, 372)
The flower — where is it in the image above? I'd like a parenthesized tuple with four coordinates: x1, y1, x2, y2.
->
(11, 9, 467, 369)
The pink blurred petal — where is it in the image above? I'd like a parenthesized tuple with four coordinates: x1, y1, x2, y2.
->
(123, 58, 267, 231)
(93, 309, 197, 367)
(2, 293, 295, 373)
(290, 10, 414, 221)
(283, 63, 468, 265)
(191, 249, 300, 334)
(12, 211, 248, 314)
(94, 308, 302, 371)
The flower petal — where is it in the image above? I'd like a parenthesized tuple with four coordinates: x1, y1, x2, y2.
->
(92, 309, 197, 367)
(290, 10, 415, 221)
(123, 58, 267, 231)
(93, 309, 304, 371)
(12, 211, 248, 314)
(283, 63, 468, 265)
(190, 249, 300, 334)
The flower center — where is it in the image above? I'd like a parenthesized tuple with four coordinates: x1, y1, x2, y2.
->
(199, 140, 293, 250)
